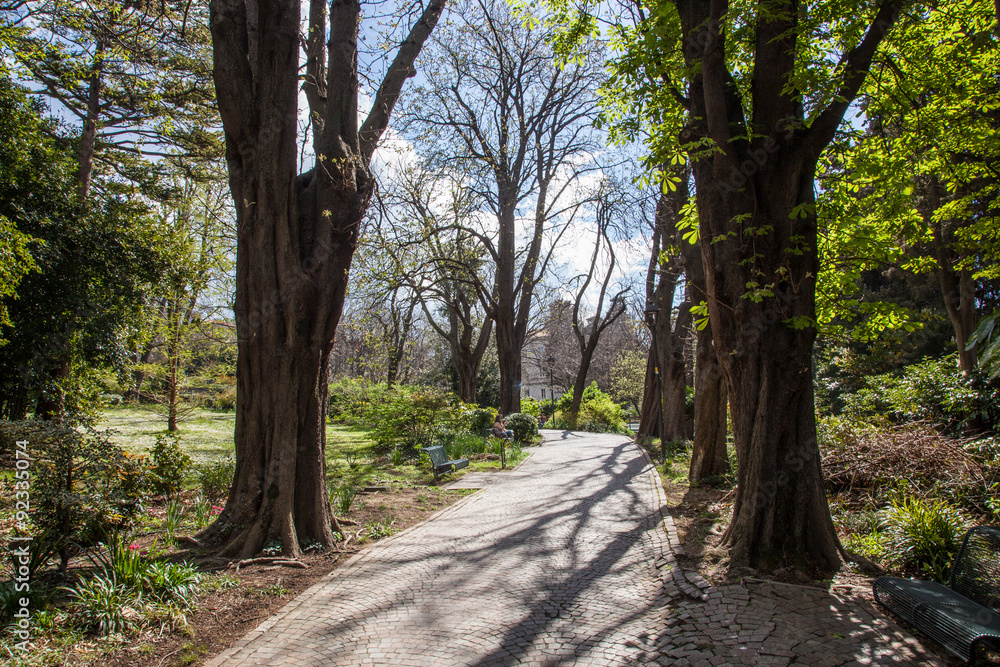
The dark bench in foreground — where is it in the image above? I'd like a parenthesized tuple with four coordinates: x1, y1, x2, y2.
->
(421, 445, 469, 481)
(873, 525, 1000, 664)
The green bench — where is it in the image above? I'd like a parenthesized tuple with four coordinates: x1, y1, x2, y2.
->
(421, 445, 469, 481)
(873, 525, 1000, 664)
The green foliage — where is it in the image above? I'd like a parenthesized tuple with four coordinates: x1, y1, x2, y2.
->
(66, 575, 140, 636)
(969, 311, 1000, 380)
(556, 381, 628, 433)
(364, 518, 396, 540)
(196, 456, 235, 501)
(504, 413, 537, 442)
(518, 398, 541, 418)
(69, 532, 203, 636)
(334, 382, 473, 451)
(329, 483, 357, 516)
(880, 496, 971, 583)
(149, 434, 192, 497)
(607, 348, 646, 416)
(841, 354, 1000, 432)
(163, 499, 186, 541)
(327, 378, 392, 424)
(467, 408, 496, 433)
(0, 421, 149, 568)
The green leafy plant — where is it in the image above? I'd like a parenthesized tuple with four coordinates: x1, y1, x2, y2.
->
(87, 533, 148, 590)
(196, 456, 235, 500)
(504, 413, 537, 442)
(364, 518, 395, 540)
(467, 408, 497, 433)
(66, 574, 141, 636)
(142, 561, 202, 606)
(329, 483, 357, 515)
(149, 434, 191, 497)
(163, 499, 186, 541)
(880, 495, 972, 582)
(0, 421, 151, 572)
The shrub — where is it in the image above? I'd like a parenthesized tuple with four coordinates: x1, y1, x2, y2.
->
(842, 353, 1000, 432)
(518, 397, 541, 418)
(365, 386, 472, 450)
(554, 382, 628, 433)
(0, 421, 150, 571)
(213, 386, 236, 411)
(149, 434, 191, 497)
(467, 408, 496, 433)
(327, 378, 391, 424)
(880, 495, 972, 582)
(504, 413, 537, 442)
(197, 456, 235, 500)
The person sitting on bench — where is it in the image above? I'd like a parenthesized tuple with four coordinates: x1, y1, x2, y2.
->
(492, 415, 514, 440)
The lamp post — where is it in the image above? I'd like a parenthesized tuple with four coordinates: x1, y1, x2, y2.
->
(547, 355, 555, 406)
(644, 300, 666, 463)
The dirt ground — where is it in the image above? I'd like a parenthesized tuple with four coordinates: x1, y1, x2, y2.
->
(85, 485, 470, 667)
(661, 480, 878, 596)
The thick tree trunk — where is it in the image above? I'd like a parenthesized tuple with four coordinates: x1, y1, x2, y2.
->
(681, 221, 729, 482)
(658, 302, 690, 443)
(495, 201, 523, 415)
(569, 346, 597, 425)
(689, 323, 728, 482)
(674, 0, 896, 572)
(637, 350, 660, 438)
(204, 0, 444, 557)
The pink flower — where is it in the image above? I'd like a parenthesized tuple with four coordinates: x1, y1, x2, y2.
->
(211, 506, 223, 516)
(129, 543, 140, 550)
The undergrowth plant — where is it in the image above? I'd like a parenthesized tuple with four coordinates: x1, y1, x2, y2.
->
(880, 495, 971, 582)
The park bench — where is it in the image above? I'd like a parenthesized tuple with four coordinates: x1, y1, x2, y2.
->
(421, 445, 469, 481)
(873, 525, 1000, 664)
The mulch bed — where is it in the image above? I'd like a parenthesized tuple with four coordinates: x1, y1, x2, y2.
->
(64, 485, 469, 667)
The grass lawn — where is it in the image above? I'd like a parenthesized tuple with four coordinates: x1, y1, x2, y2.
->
(96, 406, 529, 490)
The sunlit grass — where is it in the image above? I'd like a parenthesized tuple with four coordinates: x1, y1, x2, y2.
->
(97, 407, 377, 470)
(96, 406, 529, 488)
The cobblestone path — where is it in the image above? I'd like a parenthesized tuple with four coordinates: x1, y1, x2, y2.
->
(206, 431, 950, 667)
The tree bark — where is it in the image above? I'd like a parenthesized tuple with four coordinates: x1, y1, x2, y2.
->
(674, 0, 900, 571)
(77, 39, 105, 201)
(636, 349, 660, 439)
(923, 177, 979, 372)
(688, 322, 729, 482)
(681, 212, 729, 482)
(202, 0, 445, 557)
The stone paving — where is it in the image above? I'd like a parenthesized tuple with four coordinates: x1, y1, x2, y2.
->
(206, 430, 952, 667)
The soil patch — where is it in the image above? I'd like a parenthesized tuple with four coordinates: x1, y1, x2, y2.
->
(75, 485, 472, 667)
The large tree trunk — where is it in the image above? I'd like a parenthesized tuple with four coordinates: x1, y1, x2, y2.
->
(689, 322, 729, 482)
(451, 318, 492, 403)
(636, 350, 660, 439)
(658, 300, 690, 443)
(496, 201, 522, 415)
(675, 0, 898, 571)
(202, 0, 444, 557)
(681, 218, 729, 482)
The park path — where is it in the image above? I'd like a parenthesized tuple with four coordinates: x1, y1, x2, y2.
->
(205, 431, 951, 667)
